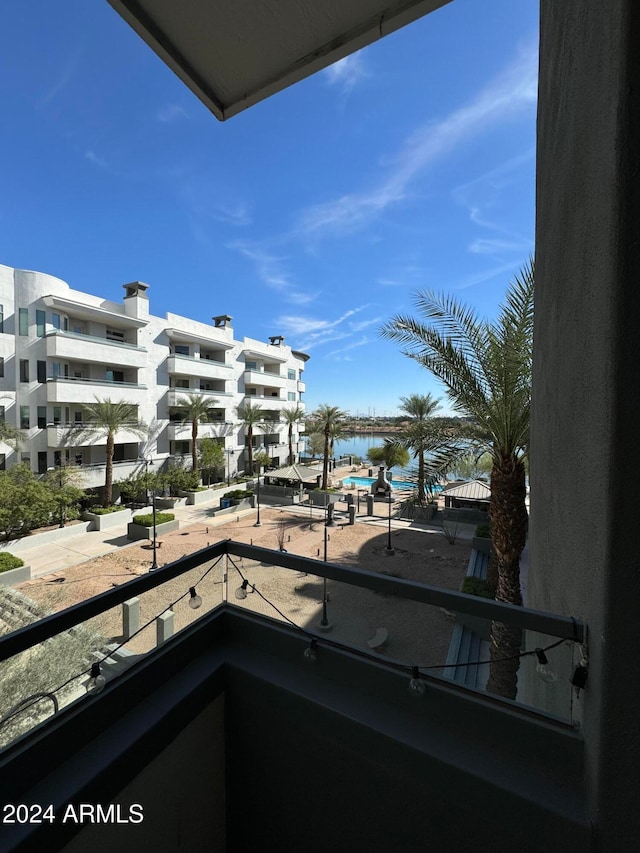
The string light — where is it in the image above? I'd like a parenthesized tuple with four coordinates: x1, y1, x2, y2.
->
(409, 666, 426, 697)
(535, 648, 558, 683)
(188, 587, 203, 609)
(87, 663, 106, 694)
(235, 579, 249, 600)
(304, 639, 318, 663)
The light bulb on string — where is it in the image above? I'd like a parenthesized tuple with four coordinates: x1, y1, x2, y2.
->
(304, 639, 318, 663)
(409, 666, 426, 697)
(235, 579, 249, 600)
(188, 587, 202, 609)
(87, 662, 106, 694)
(535, 648, 558, 683)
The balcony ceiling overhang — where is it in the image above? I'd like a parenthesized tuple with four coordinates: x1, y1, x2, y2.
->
(106, 0, 452, 121)
(166, 328, 234, 348)
(42, 295, 148, 328)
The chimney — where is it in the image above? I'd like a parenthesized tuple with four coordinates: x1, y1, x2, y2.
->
(123, 281, 149, 318)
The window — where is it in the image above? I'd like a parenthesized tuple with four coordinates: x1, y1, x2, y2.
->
(113, 445, 125, 462)
(0, 357, 3, 378)
(37, 452, 48, 475)
(21, 453, 31, 465)
(52, 313, 61, 331)
(20, 406, 30, 429)
(106, 328, 125, 342)
(246, 360, 258, 370)
(36, 310, 46, 337)
(247, 388, 257, 396)
(74, 411, 83, 423)
(0, 304, 3, 333)
(288, 392, 296, 401)
(37, 360, 46, 383)
(19, 308, 28, 336)
(53, 407, 61, 425)
(288, 369, 296, 380)
(74, 453, 83, 466)
(174, 344, 190, 356)
(19, 359, 29, 382)
(37, 407, 47, 429)
(106, 369, 124, 383)
(175, 378, 189, 389)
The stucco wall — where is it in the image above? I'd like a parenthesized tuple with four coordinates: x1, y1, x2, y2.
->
(531, 2, 640, 846)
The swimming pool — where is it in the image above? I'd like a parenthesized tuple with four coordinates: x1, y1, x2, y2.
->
(342, 476, 443, 491)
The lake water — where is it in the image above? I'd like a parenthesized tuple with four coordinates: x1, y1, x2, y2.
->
(327, 433, 414, 477)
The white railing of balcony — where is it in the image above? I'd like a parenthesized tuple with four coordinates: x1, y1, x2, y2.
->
(46, 330, 146, 351)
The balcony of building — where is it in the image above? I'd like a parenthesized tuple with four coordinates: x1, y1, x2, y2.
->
(46, 422, 145, 449)
(46, 376, 147, 405)
(167, 353, 232, 383)
(167, 387, 232, 408)
(167, 421, 227, 442)
(45, 330, 147, 368)
(0, 540, 588, 853)
(243, 389, 286, 405)
(243, 367, 286, 388)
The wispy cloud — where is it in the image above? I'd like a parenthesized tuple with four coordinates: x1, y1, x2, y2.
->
(298, 40, 537, 239)
(228, 242, 314, 305)
(38, 53, 81, 108)
(323, 51, 367, 97)
(328, 335, 370, 360)
(274, 306, 379, 352)
(453, 148, 535, 258)
(157, 103, 188, 123)
(213, 202, 252, 227)
(84, 149, 109, 170)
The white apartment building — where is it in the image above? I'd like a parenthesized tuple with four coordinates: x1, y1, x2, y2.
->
(0, 263, 308, 488)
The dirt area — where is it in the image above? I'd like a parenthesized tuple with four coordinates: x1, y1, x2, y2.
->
(17, 506, 471, 668)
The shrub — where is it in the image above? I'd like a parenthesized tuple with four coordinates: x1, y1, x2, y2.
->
(475, 523, 492, 539)
(132, 512, 175, 527)
(225, 489, 253, 500)
(89, 505, 127, 515)
(0, 553, 25, 573)
(461, 576, 494, 599)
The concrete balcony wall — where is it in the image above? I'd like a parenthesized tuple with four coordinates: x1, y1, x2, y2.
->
(297, 380, 306, 393)
(167, 421, 227, 441)
(167, 388, 231, 408)
(46, 331, 147, 368)
(47, 424, 145, 448)
(243, 368, 286, 388)
(167, 354, 232, 382)
(46, 378, 147, 405)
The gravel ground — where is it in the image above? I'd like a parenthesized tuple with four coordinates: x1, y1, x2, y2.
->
(17, 505, 470, 668)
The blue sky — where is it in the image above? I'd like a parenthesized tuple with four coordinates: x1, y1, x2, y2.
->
(0, 0, 537, 417)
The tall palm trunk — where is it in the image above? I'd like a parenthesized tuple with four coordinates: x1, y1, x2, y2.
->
(247, 426, 254, 474)
(105, 432, 115, 507)
(288, 424, 293, 466)
(417, 451, 425, 504)
(485, 453, 528, 698)
(191, 419, 199, 473)
(322, 429, 330, 490)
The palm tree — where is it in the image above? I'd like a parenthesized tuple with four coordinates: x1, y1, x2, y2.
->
(174, 394, 219, 475)
(79, 398, 147, 506)
(398, 394, 441, 501)
(381, 258, 534, 698)
(282, 405, 305, 465)
(0, 421, 21, 451)
(311, 405, 348, 490)
(236, 401, 265, 475)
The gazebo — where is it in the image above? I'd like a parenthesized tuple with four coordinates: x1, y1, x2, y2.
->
(441, 480, 491, 511)
(263, 464, 324, 489)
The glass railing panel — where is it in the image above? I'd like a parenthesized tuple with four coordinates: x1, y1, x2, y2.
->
(0, 558, 224, 754)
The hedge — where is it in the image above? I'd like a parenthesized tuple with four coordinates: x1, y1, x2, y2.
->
(0, 553, 26, 573)
(132, 512, 175, 527)
(90, 505, 127, 515)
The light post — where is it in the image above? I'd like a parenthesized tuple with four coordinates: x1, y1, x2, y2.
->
(254, 474, 261, 527)
(318, 506, 332, 630)
(226, 446, 235, 486)
(140, 456, 157, 571)
(385, 491, 395, 556)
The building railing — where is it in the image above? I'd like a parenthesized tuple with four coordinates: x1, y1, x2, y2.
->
(171, 353, 230, 367)
(0, 538, 585, 753)
(46, 330, 146, 351)
(47, 377, 146, 389)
